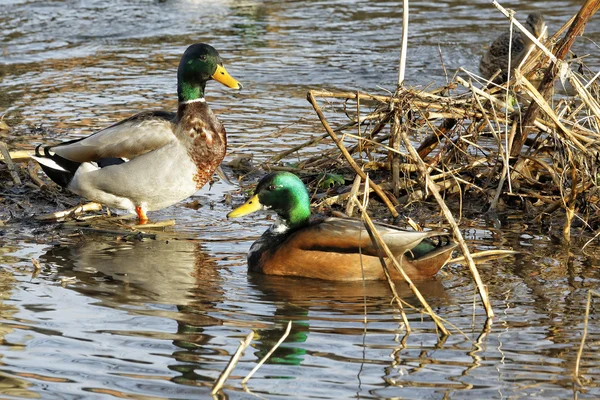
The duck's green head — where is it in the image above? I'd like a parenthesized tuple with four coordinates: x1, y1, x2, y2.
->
(227, 172, 311, 230)
(177, 43, 242, 103)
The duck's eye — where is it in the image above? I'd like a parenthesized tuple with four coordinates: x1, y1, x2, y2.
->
(268, 185, 277, 191)
(198, 55, 207, 61)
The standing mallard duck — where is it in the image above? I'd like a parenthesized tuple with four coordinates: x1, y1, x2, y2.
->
(479, 12, 547, 83)
(33, 43, 241, 222)
(227, 172, 457, 281)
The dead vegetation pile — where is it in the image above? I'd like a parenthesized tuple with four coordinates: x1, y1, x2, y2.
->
(258, 2, 600, 245)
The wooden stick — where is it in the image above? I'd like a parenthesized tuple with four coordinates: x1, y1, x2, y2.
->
(242, 321, 292, 384)
(211, 331, 254, 395)
(27, 162, 45, 187)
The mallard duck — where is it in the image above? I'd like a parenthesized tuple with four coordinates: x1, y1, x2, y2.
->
(227, 172, 457, 281)
(32, 43, 241, 222)
(479, 12, 547, 82)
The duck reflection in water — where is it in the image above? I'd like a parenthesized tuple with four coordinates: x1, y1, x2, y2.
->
(40, 237, 223, 308)
(39, 237, 225, 368)
(246, 274, 449, 368)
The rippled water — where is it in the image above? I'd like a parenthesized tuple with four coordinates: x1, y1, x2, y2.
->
(1, 0, 600, 398)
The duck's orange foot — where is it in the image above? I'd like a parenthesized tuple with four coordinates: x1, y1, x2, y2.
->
(135, 206, 149, 224)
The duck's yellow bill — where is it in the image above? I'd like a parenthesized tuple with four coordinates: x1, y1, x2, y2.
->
(212, 64, 242, 90)
(227, 194, 261, 218)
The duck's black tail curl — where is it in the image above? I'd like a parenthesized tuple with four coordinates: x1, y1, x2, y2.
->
(33, 144, 81, 188)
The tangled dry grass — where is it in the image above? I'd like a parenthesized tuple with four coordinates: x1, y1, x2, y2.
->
(260, 2, 600, 246)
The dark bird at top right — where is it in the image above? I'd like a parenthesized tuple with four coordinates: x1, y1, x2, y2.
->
(479, 12, 547, 83)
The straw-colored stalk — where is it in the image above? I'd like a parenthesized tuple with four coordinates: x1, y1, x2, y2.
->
(211, 331, 254, 395)
(397, 118, 494, 319)
(509, 0, 600, 157)
(574, 289, 600, 386)
(35, 202, 103, 221)
(0, 142, 22, 185)
(351, 180, 450, 335)
(243, 321, 292, 384)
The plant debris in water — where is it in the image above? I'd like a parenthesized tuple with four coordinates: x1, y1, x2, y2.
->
(232, 17, 600, 243)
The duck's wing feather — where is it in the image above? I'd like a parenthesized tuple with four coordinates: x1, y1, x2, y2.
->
(289, 217, 448, 257)
(47, 111, 177, 162)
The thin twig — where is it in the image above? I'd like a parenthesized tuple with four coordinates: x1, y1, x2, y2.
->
(351, 177, 451, 335)
(397, 119, 494, 319)
(397, 0, 409, 85)
(211, 331, 254, 395)
(242, 321, 292, 384)
(0, 142, 22, 185)
(35, 202, 103, 221)
(574, 289, 599, 386)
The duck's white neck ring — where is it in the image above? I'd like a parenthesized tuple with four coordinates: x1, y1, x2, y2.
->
(181, 98, 206, 104)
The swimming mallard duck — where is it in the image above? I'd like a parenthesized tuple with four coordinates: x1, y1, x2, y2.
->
(227, 172, 457, 281)
(479, 12, 547, 83)
(33, 43, 241, 222)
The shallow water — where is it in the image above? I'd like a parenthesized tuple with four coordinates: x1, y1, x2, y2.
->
(1, 0, 600, 399)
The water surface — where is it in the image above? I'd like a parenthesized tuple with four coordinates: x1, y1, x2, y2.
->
(1, 0, 600, 398)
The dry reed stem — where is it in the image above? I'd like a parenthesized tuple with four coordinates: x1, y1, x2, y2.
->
(574, 289, 600, 387)
(211, 331, 254, 395)
(351, 182, 451, 335)
(35, 202, 103, 221)
(31, 258, 41, 272)
(510, 0, 600, 157)
(450, 249, 519, 263)
(359, 177, 411, 331)
(2, 150, 32, 163)
(397, 121, 494, 319)
(242, 321, 292, 384)
(345, 174, 362, 217)
(515, 71, 587, 152)
(562, 166, 578, 242)
(397, 0, 409, 85)
(307, 90, 399, 217)
(391, 110, 402, 197)
(0, 142, 22, 185)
